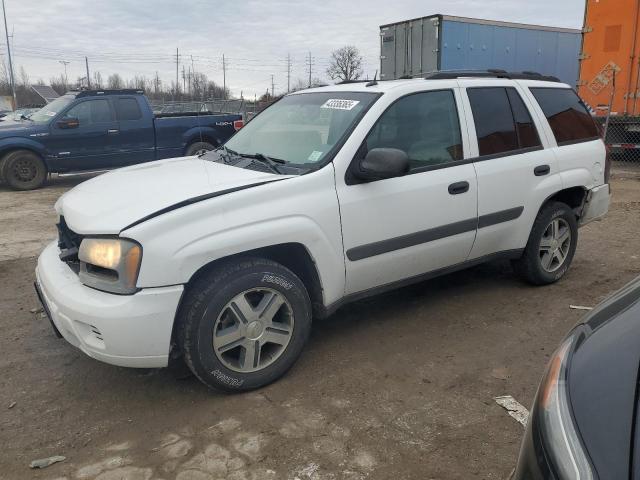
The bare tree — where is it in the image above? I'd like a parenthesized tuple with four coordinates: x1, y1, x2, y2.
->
(92, 71, 103, 89)
(107, 73, 124, 89)
(326, 46, 363, 82)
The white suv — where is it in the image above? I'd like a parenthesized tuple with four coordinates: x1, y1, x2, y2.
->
(35, 71, 610, 392)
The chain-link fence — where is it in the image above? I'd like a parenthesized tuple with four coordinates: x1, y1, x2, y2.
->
(599, 116, 640, 165)
(150, 98, 269, 118)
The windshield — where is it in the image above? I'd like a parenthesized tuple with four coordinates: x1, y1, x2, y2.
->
(28, 95, 74, 124)
(224, 91, 378, 168)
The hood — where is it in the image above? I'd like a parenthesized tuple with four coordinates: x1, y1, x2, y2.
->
(567, 276, 640, 478)
(0, 119, 44, 137)
(57, 157, 290, 234)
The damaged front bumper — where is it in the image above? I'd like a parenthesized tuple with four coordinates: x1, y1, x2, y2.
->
(35, 241, 183, 368)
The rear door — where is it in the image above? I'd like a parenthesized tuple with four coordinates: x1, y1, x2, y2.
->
(111, 96, 155, 166)
(335, 87, 478, 295)
(47, 98, 120, 171)
(460, 80, 562, 259)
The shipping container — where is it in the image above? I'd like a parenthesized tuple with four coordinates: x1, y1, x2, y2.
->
(578, 0, 640, 161)
(578, 0, 640, 117)
(379, 15, 582, 86)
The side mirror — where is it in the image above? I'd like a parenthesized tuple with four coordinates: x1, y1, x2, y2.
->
(56, 117, 80, 129)
(352, 148, 410, 182)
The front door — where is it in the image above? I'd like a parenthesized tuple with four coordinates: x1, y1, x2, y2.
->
(336, 88, 479, 295)
(46, 98, 120, 171)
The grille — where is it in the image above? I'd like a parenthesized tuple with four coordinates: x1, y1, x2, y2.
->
(57, 216, 83, 273)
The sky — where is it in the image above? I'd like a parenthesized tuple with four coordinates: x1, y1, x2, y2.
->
(2, 0, 586, 98)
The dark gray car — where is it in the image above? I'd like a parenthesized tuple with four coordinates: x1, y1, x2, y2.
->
(514, 275, 640, 479)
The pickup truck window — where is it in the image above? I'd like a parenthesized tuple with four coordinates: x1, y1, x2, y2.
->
(468, 87, 541, 157)
(116, 98, 142, 121)
(530, 88, 600, 145)
(28, 95, 74, 124)
(364, 90, 463, 171)
(224, 92, 378, 167)
(65, 99, 112, 125)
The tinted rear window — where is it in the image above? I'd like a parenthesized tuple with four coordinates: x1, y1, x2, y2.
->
(468, 88, 519, 156)
(116, 98, 142, 121)
(530, 88, 599, 145)
(507, 89, 541, 149)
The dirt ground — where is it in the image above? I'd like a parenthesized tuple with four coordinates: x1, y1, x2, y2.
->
(0, 168, 639, 480)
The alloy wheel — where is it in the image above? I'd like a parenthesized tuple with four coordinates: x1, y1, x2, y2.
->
(212, 288, 294, 373)
(539, 218, 572, 273)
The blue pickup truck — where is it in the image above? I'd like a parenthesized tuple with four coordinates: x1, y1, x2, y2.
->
(0, 89, 243, 190)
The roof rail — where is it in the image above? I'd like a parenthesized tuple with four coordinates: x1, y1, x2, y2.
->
(73, 89, 145, 98)
(424, 70, 561, 82)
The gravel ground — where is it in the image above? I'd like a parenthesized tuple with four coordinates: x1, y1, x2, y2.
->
(0, 168, 639, 480)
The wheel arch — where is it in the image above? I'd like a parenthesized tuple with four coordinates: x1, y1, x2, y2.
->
(170, 242, 325, 349)
(542, 186, 588, 219)
(182, 127, 221, 153)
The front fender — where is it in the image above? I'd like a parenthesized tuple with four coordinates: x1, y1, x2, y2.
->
(123, 166, 345, 307)
(0, 137, 48, 162)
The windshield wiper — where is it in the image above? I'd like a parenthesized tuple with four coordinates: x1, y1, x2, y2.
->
(238, 152, 285, 174)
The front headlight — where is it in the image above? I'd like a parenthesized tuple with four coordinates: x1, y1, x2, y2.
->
(78, 238, 142, 294)
(536, 332, 594, 479)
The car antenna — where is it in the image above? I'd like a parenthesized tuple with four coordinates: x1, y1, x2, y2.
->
(366, 71, 378, 87)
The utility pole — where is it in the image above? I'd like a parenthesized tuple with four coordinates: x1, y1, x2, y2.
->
(306, 51, 314, 88)
(59, 60, 70, 90)
(286, 53, 291, 93)
(271, 74, 275, 98)
(222, 54, 226, 99)
(2, 0, 15, 107)
(175, 48, 179, 96)
(85, 57, 90, 89)
(182, 65, 186, 93)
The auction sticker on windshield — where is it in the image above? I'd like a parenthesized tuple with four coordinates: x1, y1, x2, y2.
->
(321, 99, 360, 111)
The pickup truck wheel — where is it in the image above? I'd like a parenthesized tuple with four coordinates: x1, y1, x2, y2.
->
(186, 141, 215, 156)
(177, 258, 312, 392)
(2, 150, 47, 190)
(512, 201, 578, 285)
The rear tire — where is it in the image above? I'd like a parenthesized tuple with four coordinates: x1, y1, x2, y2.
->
(177, 258, 312, 392)
(513, 201, 578, 285)
(186, 141, 215, 156)
(2, 150, 47, 190)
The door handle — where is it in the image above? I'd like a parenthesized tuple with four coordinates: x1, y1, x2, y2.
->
(107, 129, 119, 135)
(534, 165, 550, 176)
(448, 181, 470, 195)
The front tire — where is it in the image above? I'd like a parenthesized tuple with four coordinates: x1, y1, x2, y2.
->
(2, 150, 47, 190)
(177, 258, 312, 392)
(513, 201, 578, 285)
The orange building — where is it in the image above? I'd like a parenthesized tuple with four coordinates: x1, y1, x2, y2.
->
(579, 0, 640, 117)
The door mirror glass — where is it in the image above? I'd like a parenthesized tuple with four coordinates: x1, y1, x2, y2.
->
(353, 148, 409, 182)
(56, 117, 80, 129)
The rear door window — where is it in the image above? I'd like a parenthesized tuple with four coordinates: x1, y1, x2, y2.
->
(468, 87, 542, 157)
(530, 88, 600, 145)
(507, 89, 541, 149)
(468, 88, 519, 156)
(115, 98, 142, 121)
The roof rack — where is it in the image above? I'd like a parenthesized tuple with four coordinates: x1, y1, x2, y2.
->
(73, 89, 145, 98)
(424, 69, 561, 82)
(336, 80, 371, 85)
